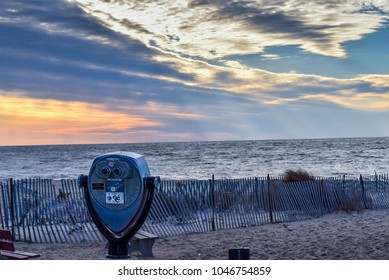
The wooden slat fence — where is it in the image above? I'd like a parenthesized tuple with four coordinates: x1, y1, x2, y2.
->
(0, 175, 389, 243)
(0, 178, 104, 243)
(143, 179, 213, 236)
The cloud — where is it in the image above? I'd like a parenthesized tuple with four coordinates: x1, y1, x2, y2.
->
(260, 54, 283, 61)
(0, 93, 162, 144)
(0, 93, 160, 129)
(74, 0, 389, 59)
(151, 51, 389, 112)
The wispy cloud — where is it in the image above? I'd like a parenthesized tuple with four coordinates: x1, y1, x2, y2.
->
(151, 51, 389, 111)
(69, 0, 389, 113)
(74, 0, 389, 59)
(260, 54, 283, 61)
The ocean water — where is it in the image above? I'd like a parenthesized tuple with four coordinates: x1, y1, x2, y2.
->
(0, 137, 388, 180)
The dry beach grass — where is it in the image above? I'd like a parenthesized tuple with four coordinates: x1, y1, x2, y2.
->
(13, 209, 389, 260)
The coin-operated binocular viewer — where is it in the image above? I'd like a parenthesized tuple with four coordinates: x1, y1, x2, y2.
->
(78, 151, 160, 259)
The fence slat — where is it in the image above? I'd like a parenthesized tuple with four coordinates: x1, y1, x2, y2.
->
(1, 175, 389, 243)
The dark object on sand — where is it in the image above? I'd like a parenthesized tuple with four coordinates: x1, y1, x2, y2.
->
(282, 169, 315, 182)
(228, 248, 250, 260)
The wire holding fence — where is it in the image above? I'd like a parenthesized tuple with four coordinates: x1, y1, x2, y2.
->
(1, 174, 389, 243)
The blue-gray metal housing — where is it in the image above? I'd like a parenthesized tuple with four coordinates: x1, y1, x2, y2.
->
(87, 151, 150, 233)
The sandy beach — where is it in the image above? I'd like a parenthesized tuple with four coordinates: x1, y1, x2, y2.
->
(12, 209, 389, 260)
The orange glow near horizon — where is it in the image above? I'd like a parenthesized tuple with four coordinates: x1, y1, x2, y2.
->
(0, 95, 161, 146)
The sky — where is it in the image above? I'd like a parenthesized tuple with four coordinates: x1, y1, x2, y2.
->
(0, 0, 389, 146)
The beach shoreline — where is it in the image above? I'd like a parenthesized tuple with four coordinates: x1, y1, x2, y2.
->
(13, 209, 389, 260)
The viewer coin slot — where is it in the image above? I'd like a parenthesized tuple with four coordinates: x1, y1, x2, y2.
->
(92, 183, 105, 190)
